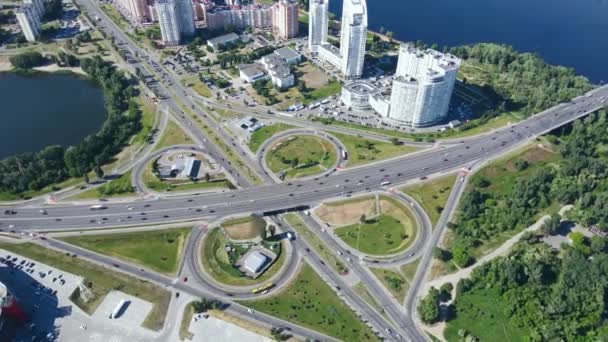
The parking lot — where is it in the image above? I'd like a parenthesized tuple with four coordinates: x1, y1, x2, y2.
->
(0, 248, 162, 342)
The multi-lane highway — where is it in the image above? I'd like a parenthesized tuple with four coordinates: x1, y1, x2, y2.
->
(3, 84, 607, 231)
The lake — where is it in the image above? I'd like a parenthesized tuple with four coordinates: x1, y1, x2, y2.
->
(0, 71, 108, 158)
(329, 0, 608, 83)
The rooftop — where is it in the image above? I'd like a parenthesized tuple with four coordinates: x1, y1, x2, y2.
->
(274, 47, 300, 61)
(208, 32, 240, 46)
(243, 251, 269, 274)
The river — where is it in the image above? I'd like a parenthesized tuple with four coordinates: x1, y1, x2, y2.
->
(0, 71, 108, 158)
(329, 0, 608, 83)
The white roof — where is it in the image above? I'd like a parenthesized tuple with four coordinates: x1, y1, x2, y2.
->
(243, 251, 269, 273)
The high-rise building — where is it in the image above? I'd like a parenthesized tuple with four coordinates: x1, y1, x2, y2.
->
(308, 0, 328, 52)
(156, 0, 181, 45)
(273, 0, 298, 39)
(386, 44, 460, 127)
(339, 0, 367, 79)
(309, 0, 367, 79)
(16, 4, 41, 42)
(119, 0, 152, 23)
(202, 3, 273, 31)
(176, 0, 195, 36)
(23, 0, 44, 21)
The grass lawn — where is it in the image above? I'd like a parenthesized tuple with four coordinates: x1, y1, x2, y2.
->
(155, 120, 193, 150)
(69, 171, 135, 200)
(60, 228, 192, 274)
(283, 213, 349, 275)
(132, 96, 156, 145)
(241, 264, 377, 341)
(248, 123, 295, 153)
(400, 258, 421, 282)
(370, 268, 408, 302)
(266, 135, 337, 179)
(305, 80, 341, 103)
(335, 214, 414, 256)
(179, 302, 195, 341)
(201, 228, 286, 286)
(444, 287, 529, 341)
(221, 216, 266, 240)
(182, 76, 212, 98)
(331, 132, 420, 167)
(401, 174, 458, 226)
(0, 243, 170, 330)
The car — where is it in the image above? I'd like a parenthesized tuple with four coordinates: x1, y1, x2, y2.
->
(183, 276, 188, 282)
(4, 210, 17, 215)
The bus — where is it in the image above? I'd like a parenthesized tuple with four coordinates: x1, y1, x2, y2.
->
(89, 204, 106, 210)
(252, 283, 274, 294)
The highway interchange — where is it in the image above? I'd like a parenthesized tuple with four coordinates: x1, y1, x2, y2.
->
(3, 0, 608, 339)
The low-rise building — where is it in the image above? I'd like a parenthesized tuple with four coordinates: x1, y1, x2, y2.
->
(242, 251, 270, 274)
(206, 32, 240, 50)
(273, 46, 301, 65)
(238, 63, 268, 83)
(341, 80, 379, 111)
(317, 43, 342, 69)
(260, 54, 294, 89)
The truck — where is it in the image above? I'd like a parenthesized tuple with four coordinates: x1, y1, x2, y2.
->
(380, 181, 391, 186)
(94, 15, 100, 21)
(109, 299, 129, 319)
(89, 204, 106, 210)
(341, 150, 348, 160)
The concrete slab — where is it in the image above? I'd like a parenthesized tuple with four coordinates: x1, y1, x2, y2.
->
(92, 290, 153, 328)
(189, 315, 271, 342)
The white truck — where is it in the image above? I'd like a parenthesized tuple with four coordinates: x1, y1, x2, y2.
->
(89, 204, 106, 210)
(109, 299, 129, 319)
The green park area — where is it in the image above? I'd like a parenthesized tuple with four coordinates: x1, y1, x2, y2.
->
(331, 132, 420, 167)
(326, 196, 417, 256)
(0, 242, 170, 330)
(70, 171, 135, 200)
(401, 174, 458, 226)
(241, 264, 378, 341)
(142, 157, 233, 193)
(433, 137, 565, 272)
(60, 228, 192, 274)
(370, 267, 409, 302)
(201, 227, 285, 286)
(265, 135, 337, 179)
(155, 120, 193, 150)
(248, 123, 295, 153)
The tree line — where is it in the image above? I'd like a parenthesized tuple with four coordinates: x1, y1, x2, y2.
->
(434, 109, 608, 268)
(445, 233, 608, 341)
(449, 43, 593, 120)
(0, 56, 141, 196)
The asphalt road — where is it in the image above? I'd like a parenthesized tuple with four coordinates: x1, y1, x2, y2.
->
(3, 84, 607, 231)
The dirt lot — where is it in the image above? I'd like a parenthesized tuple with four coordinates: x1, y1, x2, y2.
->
(314, 196, 379, 226)
(221, 216, 266, 240)
(298, 62, 329, 89)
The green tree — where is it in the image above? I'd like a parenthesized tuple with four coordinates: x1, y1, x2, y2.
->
(418, 287, 440, 324)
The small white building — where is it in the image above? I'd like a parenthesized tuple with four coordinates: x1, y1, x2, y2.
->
(243, 251, 270, 274)
(260, 54, 294, 89)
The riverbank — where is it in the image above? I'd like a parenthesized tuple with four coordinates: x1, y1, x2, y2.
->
(0, 58, 86, 76)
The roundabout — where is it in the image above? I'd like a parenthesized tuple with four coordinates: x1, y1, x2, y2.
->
(312, 192, 430, 262)
(257, 129, 348, 181)
(195, 216, 297, 292)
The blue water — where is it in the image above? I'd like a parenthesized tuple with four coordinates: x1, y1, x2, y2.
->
(329, 0, 608, 83)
